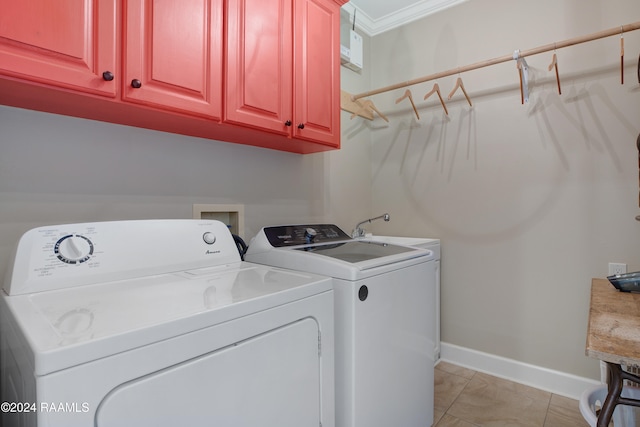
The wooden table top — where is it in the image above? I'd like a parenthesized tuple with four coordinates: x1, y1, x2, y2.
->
(586, 278, 640, 366)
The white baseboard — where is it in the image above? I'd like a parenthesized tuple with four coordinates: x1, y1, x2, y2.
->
(440, 342, 601, 400)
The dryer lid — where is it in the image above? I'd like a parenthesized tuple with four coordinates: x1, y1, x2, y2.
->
(3, 263, 331, 376)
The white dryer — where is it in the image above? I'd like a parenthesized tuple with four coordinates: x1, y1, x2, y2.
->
(0, 220, 334, 427)
(245, 224, 436, 427)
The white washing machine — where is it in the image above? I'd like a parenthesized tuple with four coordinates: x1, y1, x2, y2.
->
(0, 220, 334, 427)
(361, 236, 441, 362)
(245, 224, 436, 427)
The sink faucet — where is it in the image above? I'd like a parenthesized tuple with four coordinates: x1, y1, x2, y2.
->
(352, 213, 390, 238)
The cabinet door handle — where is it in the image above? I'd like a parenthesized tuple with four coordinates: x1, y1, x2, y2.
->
(297, 123, 305, 129)
(102, 71, 114, 81)
(284, 120, 292, 126)
(131, 79, 142, 89)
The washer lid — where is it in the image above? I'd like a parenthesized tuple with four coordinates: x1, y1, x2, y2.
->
(2, 262, 331, 376)
(245, 225, 433, 281)
(294, 240, 414, 263)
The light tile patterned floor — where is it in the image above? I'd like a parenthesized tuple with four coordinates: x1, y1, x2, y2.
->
(434, 362, 589, 427)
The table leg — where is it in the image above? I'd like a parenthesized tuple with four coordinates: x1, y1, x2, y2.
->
(597, 363, 624, 427)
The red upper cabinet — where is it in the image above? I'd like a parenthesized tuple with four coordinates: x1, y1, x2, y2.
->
(123, 0, 223, 119)
(0, 0, 346, 153)
(226, 0, 342, 148)
(293, 0, 341, 147)
(225, 0, 293, 135)
(0, 0, 116, 96)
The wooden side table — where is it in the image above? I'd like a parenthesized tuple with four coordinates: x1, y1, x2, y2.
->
(586, 278, 640, 426)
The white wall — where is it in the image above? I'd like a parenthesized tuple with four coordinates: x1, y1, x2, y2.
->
(326, 37, 375, 232)
(367, 0, 640, 379)
(0, 46, 373, 283)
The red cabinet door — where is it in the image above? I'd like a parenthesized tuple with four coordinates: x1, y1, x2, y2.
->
(293, 0, 340, 147)
(225, 0, 293, 135)
(0, 0, 116, 96)
(123, 0, 222, 119)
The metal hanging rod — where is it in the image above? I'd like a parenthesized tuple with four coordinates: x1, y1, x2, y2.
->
(351, 20, 640, 101)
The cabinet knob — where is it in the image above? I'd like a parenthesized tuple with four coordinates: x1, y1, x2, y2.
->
(131, 79, 142, 89)
(297, 123, 305, 129)
(284, 120, 292, 126)
(102, 71, 114, 81)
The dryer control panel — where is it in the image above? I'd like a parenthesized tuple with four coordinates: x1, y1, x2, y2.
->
(5, 220, 240, 296)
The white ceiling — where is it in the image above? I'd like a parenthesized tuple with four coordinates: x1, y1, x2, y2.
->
(344, 0, 468, 36)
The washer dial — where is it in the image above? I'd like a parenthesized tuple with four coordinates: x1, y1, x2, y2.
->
(54, 234, 94, 264)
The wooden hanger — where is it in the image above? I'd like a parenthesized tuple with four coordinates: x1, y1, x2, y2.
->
(548, 52, 561, 95)
(517, 56, 530, 104)
(423, 83, 448, 115)
(621, 26, 625, 84)
(517, 60, 524, 105)
(395, 89, 420, 120)
(448, 77, 472, 106)
(350, 99, 389, 122)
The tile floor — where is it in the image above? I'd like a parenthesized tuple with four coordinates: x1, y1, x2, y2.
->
(434, 361, 590, 427)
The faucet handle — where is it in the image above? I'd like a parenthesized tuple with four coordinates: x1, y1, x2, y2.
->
(352, 227, 365, 238)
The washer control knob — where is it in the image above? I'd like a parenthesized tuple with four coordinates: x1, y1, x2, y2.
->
(304, 228, 317, 244)
(203, 232, 216, 245)
(55, 235, 94, 264)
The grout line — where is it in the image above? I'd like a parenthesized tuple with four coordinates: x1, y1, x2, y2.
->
(438, 364, 585, 427)
(437, 367, 477, 426)
(541, 394, 552, 427)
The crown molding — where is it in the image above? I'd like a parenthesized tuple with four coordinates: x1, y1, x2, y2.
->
(343, 0, 468, 37)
